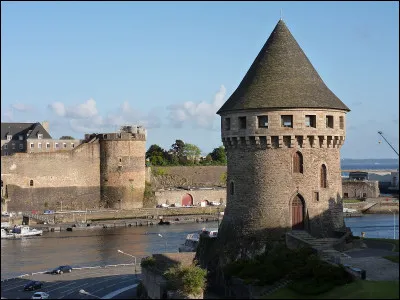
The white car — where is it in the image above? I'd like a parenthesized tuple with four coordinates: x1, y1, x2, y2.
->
(31, 292, 49, 299)
(160, 203, 169, 208)
(1, 212, 10, 217)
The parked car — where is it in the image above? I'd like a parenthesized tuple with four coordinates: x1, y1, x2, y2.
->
(1, 212, 10, 217)
(160, 203, 169, 208)
(210, 201, 221, 206)
(31, 292, 49, 299)
(43, 210, 55, 214)
(24, 281, 43, 291)
(51, 265, 72, 274)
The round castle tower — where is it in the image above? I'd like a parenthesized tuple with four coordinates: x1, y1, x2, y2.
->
(216, 20, 350, 259)
(99, 126, 146, 209)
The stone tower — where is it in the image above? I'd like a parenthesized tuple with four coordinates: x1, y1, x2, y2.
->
(216, 20, 350, 260)
(99, 125, 147, 209)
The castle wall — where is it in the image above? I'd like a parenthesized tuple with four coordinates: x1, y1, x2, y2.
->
(100, 133, 146, 209)
(150, 166, 227, 189)
(342, 180, 380, 198)
(1, 142, 101, 211)
(154, 188, 226, 206)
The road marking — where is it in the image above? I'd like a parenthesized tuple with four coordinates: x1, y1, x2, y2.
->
(101, 284, 138, 299)
(94, 278, 135, 293)
(57, 283, 89, 299)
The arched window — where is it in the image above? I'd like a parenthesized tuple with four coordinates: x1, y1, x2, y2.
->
(320, 164, 327, 188)
(30, 180, 34, 187)
(293, 151, 303, 173)
(230, 181, 235, 195)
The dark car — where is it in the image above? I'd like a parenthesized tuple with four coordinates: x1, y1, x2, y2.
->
(24, 281, 43, 291)
(51, 265, 72, 274)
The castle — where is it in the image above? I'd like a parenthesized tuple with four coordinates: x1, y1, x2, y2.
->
(1, 125, 147, 211)
(216, 20, 350, 259)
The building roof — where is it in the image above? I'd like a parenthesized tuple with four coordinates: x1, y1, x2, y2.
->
(1, 122, 52, 140)
(217, 20, 350, 114)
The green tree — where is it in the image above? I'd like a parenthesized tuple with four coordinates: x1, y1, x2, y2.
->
(146, 144, 168, 166)
(60, 136, 75, 140)
(170, 139, 185, 158)
(210, 146, 227, 164)
(183, 143, 202, 163)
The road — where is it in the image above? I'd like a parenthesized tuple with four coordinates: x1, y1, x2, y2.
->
(1, 265, 140, 299)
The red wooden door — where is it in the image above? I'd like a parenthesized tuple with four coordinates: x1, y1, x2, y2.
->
(181, 194, 193, 206)
(292, 195, 304, 230)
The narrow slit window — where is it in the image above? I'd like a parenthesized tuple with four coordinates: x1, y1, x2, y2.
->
(339, 116, 344, 129)
(293, 151, 303, 173)
(321, 164, 327, 188)
(30, 180, 34, 187)
(230, 181, 235, 195)
(313, 192, 319, 201)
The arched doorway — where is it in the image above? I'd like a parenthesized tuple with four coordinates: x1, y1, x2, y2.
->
(292, 194, 304, 230)
(181, 193, 193, 206)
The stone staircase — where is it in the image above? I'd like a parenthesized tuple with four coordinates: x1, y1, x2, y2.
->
(23, 212, 55, 225)
(289, 230, 350, 263)
(361, 202, 378, 212)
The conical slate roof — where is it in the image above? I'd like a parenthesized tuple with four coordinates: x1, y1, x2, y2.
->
(217, 20, 350, 114)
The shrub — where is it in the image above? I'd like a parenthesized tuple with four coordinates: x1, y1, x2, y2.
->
(152, 167, 168, 176)
(164, 264, 207, 297)
(140, 256, 156, 268)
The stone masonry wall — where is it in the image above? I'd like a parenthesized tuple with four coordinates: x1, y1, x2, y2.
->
(1, 142, 101, 211)
(342, 180, 380, 198)
(155, 188, 226, 206)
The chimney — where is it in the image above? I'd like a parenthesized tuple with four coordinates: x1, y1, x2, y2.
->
(41, 121, 49, 133)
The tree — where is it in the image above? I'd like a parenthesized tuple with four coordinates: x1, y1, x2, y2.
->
(170, 140, 185, 158)
(60, 136, 75, 140)
(146, 144, 168, 166)
(210, 146, 227, 164)
(183, 143, 202, 163)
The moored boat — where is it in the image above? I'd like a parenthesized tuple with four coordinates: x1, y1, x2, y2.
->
(1, 226, 43, 239)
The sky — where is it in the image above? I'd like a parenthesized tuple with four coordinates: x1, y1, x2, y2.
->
(1, 1, 399, 159)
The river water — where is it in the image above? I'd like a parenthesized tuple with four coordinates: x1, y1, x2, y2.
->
(1, 215, 399, 280)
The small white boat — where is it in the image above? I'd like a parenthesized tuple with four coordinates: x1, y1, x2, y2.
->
(1, 226, 43, 239)
(178, 228, 218, 252)
(179, 233, 200, 252)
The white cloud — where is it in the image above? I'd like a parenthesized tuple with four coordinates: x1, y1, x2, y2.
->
(12, 103, 32, 112)
(2, 108, 14, 121)
(48, 102, 66, 117)
(167, 85, 227, 129)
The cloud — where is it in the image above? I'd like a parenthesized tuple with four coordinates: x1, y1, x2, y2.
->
(48, 102, 66, 117)
(47, 97, 162, 135)
(48, 98, 98, 119)
(11, 103, 32, 112)
(167, 85, 227, 129)
(2, 108, 14, 121)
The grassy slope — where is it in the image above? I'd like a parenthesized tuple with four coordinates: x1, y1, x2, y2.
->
(265, 281, 400, 299)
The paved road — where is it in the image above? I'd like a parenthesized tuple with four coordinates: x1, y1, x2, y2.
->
(1, 265, 140, 299)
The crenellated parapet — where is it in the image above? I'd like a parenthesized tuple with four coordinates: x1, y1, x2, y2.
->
(222, 134, 345, 149)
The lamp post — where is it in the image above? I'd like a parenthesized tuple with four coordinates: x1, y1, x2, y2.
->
(389, 209, 396, 240)
(117, 249, 137, 276)
(79, 289, 101, 299)
(158, 234, 167, 252)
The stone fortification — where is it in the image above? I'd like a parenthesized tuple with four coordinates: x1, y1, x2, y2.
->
(215, 19, 350, 262)
(1, 126, 147, 211)
(150, 166, 227, 189)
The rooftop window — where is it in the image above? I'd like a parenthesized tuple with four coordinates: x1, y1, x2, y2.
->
(38, 133, 43, 139)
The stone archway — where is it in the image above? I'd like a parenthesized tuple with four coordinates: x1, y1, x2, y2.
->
(292, 194, 305, 230)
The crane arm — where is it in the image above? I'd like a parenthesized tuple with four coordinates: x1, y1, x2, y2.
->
(378, 131, 399, 156)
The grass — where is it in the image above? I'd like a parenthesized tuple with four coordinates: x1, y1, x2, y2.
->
(343, 199, 363, 203)
(363, 238, 399, 252)
(383, 256, 399, 263)
(264, 280, 400, 299)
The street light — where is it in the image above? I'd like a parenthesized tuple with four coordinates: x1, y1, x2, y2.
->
(389, 209, 397, 240)
(158, 234, 167, 252)
(79, 289, 101, 299)
(117, 249, 137, 276)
